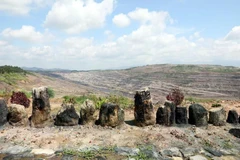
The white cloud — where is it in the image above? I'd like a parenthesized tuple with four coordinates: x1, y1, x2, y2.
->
(1, 25, 54, 43)
(128, 8, 172, 31)
(0, 40, 8, 46)
(0, 0, 53, 15)
(44, 0, 115, 34)
(225, 26, 240, 42)
(1, 7, 240, 69)
(112, 13, 130, 27)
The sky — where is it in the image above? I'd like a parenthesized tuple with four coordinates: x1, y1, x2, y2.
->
(0, 0, 239, 70)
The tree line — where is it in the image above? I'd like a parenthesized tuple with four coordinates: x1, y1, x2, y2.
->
(0, 65, 27, 74)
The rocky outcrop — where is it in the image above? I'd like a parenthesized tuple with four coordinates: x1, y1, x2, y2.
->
(208, 107, 226, 126)
(0, 99, 8, 126)
(79, 99, 96, 125)
(189, 104, 208, 127)
(54, 103, 79, 126)
(134, 88, 155, 126)
(30, 87, 51, 127)
(175, 106, 188, 124)
(226, 110, 239, 124)
(98, 103, 124, 127)
(156, 101, 176, 126)
(8, 104, 28, 126)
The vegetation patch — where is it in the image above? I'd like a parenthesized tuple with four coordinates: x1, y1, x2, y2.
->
(10, 91, 30, 108)
(63, 94, 133, 109)
(211, 103, 221, 108)
(0, 65, 28, 85)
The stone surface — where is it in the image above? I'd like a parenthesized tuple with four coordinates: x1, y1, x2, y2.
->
(175, 106, 188, 124)
(134, 89, 155, 126)
(189, 155, 207, 160)
(55, 103, 79, 126)
(226, 110, 239, 124)
(160, 147, 182, 157)
(139, 145, 163, 160)
(1, 145, 29, 155)
(0, 99, 8, 126)
(204, 147, 223, 157)
(189, 104, 208, 126)
(79, 99, 96, 125)
(7, 104, 28, 126)
(180, 148, 199, 158)
(114, 147, 139, 156)
(31, 149, 55, 155)
(209, 107, 226, 126)
(30, 87, 51, 127)
(98, 103, 124, 127)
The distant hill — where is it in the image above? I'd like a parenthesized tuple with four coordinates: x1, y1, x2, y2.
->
(1, 64, 240, 100)
(0, 65, 27, 74)
(46, 64, 240, 100)
(21, 67, 71, 72)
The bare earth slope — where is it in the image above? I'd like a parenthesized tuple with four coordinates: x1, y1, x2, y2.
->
(49, 64, 240, 101)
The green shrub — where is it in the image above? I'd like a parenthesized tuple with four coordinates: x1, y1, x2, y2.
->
(47, 87, 55, 98)
(212, 103, 221, 107)
(62, 94, 133, 110)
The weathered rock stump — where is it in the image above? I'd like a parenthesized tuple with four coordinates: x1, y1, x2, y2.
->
(208, 107, 226, 126)
(79, 99, 96, 125)
(156, 101, 176, 126)
(98, 103, 124, 127)
(175, 106, 188, 124)
(54, 103, 79, 126)
(0, 99, 8, 126)
(189, 104, 208, 127)
(226, 110, 239, 124)
(30, 87, 51, 127)
(134, 89, 155, 126)
(8, 104, 28, 126)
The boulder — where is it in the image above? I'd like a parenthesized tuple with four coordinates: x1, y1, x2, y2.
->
(30, 87, 51, 127)
(0, 99, 8, 126)
(175, 106, 188, 124)
(98, 103, 124, 127)
(79, 99, 96, 125)
(156, 101, 176, 126)
(226, 110, 239, 124)
(134, 88, 155, 126)
(54, 103, 79, 126)
(208, 107, 226, 126)
(8, 104, 28, 126)
(189, 104, 208, 127)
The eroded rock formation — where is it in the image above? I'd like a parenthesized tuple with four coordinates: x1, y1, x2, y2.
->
(134, 88, 155, 126)
(0, 99, 8, 126)
(54, 103, 79, 126)
(226, 110, 239, 124)
(209, 107, 226, 126)
(8, 104, 28, 126)
(189, 104, 208, 127)
(156, 101, 176, 126)
(30, 87, 51, 127)
(79, 99, 96, 125)
(98, 103, 124, 127)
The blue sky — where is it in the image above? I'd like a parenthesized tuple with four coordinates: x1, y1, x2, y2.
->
(0, 0, 239, 70)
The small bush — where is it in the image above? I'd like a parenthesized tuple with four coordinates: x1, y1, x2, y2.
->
(166, 88, 184, 106)
(10, 91, 30, 108)
(62, 94, 133, 110)
(212, 103, 221, 107)
(47, 87, 55, 98)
